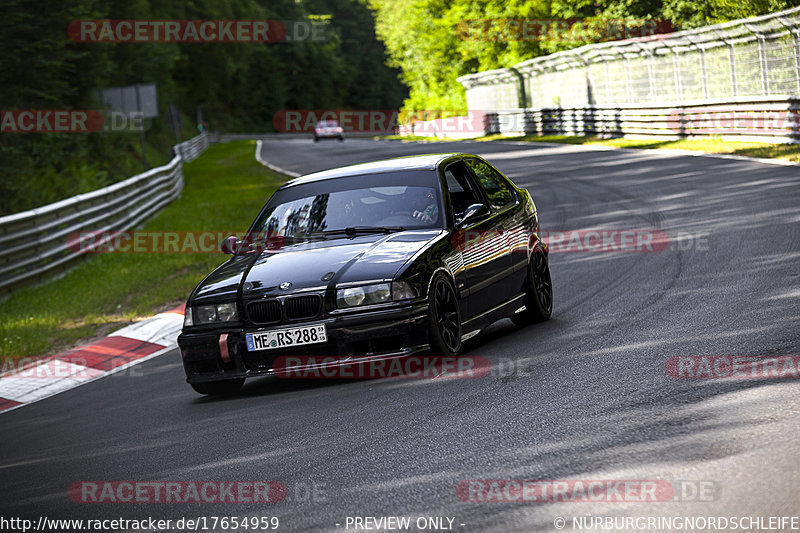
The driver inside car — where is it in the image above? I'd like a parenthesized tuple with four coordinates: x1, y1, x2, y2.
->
(410, 187, 438, 224)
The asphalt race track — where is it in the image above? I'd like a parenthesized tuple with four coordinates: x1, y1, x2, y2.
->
(1, 139, 798, 532)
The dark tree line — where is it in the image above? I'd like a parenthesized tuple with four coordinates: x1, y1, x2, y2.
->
(0, 0, 407, 215)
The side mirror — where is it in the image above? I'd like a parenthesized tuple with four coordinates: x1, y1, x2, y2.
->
(456, 203, 489, 227)
(220, 235, 240, 255)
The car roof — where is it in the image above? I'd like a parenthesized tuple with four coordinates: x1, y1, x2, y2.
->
(282, 153, 471, 188)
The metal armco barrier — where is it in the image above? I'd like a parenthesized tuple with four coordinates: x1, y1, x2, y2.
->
(0, 132, 211, 295)
(176, 131, 211, 161)
(481, 97, 800, 140)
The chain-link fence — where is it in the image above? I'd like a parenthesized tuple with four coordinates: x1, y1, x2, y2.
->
(456, 7, 800, 141)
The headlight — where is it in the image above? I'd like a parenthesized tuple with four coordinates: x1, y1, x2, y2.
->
(340, 286, 365, 307)
(391, 281, 418, 301)
(216, 303, 237, 321)
(336, 283, 391, 308)
(189, 302, 239, 325)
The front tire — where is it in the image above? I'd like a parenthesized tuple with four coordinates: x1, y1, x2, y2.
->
(190, 378, 245, 396)
(428, 274, 462, 355)
(512, 244, 553, 325)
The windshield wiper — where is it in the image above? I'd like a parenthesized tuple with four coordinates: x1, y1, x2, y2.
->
(243, 234, 326, 250)
(313, 226, 406, 237)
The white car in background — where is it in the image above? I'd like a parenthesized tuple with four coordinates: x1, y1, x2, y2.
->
(313, 120, 344, 142)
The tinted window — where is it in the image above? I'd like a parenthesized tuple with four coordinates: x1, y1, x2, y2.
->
(444, 162, 484, 218)
(467, 159, 515, 209)
(252, 186, 439, 238)
(246, 171, 444, 241)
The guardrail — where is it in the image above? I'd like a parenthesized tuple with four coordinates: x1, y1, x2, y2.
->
(480, 97, 800, 141)
(176, 131, 211, 161)
(0, 132, 212, 296)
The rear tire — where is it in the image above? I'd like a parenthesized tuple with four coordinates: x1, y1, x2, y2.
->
(512, 244, 553, 326)
(428, 274, 462, 355)
(190, 378, 244, 396)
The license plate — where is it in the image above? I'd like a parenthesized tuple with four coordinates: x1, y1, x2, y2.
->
(246, 324, 327, 351)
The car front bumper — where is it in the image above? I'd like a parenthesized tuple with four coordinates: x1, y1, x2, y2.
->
(178, 302, 429, 383)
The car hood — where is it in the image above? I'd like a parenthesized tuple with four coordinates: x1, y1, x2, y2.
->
(190, 230, 443, 303)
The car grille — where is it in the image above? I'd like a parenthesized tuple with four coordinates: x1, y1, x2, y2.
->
(285, 295, 322, 320)
(246, 294, 323, 324)
(247, 300, 282, 324)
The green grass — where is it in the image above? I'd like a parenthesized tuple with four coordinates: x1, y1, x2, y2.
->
(378, 134, 800, 162)
(0, 141, 285, 361)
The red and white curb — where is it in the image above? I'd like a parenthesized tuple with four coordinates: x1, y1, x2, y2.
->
(0, 305, 185, 414)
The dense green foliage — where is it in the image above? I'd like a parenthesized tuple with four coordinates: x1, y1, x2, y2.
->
(369, 0, 800, 111)
(0, 0, 406, 215)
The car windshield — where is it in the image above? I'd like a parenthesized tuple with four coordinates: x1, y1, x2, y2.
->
(318, 121, 338, 128)
(246, 171, 443, 243)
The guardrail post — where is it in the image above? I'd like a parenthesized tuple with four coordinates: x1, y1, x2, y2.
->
(624, 55, 633, 104)
(758, 35, 769, 95)
(671, 47, 683, 101)
(746, 23, 770, 95)
(780, 20, 800, 94)
(795, 30, 800, 95)
(728, 43, 738, 97)
(508, 67, 528, 109)
(698, 44, 710, 99)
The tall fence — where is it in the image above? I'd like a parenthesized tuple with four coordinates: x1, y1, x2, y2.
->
(0, 132, 212, 296)
(455, 7, 800, 142)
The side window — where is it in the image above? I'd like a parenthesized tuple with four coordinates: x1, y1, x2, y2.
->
(466, 159, 515, 210)
(443, 162, 484, 218)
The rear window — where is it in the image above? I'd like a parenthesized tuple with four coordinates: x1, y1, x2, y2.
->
(466, 158, 515, 210)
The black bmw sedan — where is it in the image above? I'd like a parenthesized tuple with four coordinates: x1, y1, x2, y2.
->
(178, 153, 552, 395)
